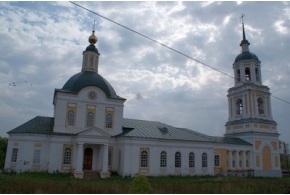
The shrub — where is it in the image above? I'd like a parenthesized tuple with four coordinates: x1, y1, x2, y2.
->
(128, 174, 153, 194)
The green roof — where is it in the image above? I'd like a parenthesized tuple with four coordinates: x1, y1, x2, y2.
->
(234, 51, 260, 63)
(60, 71, 125, 100)
(8, 116, 251, 146)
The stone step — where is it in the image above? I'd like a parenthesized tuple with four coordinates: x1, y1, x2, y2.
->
(83, 171, 100, 179)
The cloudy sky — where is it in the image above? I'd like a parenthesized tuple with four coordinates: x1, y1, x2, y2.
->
(0, 1, 290, 143)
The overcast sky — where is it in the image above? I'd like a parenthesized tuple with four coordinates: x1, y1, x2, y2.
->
(0, 1, 289, 143)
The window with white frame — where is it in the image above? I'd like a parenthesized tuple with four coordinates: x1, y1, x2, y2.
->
(160, 151, 167, 167)
(63, 148, 72, 165)
(105, 113, 113, 128)
(232, 159, 235, 167)
(189, 152, 195, 168)
(33, 149, 41, 164)
(140, 150, 148, 168)
(86, 111, 94, 127)
(239, 159, 242, 167)
(202, 153, 207, 168)
(11, 148, 18, 162)
(214, 155, 220, 167)
(67, 110, 75, 126)
(246, 159, 249, 167)
(175, 152, 181, 168)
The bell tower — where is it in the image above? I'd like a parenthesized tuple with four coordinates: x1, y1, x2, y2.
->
(225, 16, 281, 177)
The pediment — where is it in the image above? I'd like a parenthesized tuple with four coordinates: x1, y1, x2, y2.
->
(77, 127, 111, 138)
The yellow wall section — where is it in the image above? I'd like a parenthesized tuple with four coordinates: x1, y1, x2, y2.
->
(275, 156, 279, 167)
(271, 142, 277, 150)
(233, 125, 243, 129)
(256, 155, 260, 167)
(262, 146, 271, 170)
(34, 143, 42, 147)
(260, 125, 270, 129)
(139, 147, 150, 174)
(62, 144, 74, 170)
(255, 140, 261, 150)
(214, 149, 227, 172)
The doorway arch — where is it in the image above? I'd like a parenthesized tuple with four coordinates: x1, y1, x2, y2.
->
(83, 147, 93, 170)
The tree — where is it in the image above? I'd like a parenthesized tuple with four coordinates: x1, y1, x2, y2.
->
(0, 137, 8, 169)
(128, 174, 153, 194)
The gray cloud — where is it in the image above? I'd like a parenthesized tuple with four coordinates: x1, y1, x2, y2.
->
(0, 1, 289, 143)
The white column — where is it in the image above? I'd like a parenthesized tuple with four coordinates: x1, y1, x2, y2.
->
(74, 142, 84, 179)
(231, 98, 235, 118)
(254, 93, 257, 116)
(228, 151, 232, 169)
(235, 151, 239, 169)
(242, 151, 246, 169)
(100, 144, 110, 178)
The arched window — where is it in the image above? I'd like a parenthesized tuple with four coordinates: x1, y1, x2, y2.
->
(257, 98, 264, 114)
(202, 153, 207, 168)
(175, 152, 181, 168)
(189, 152, 195, 168)
(67, 110, 75, 126)
(86, 112, 94, 127)
(245, 67, 251, 81)
(63, 148, 72, 165)
(237, 69, 241, 82)
(232, 159, 235, 167)
(105, 113, 113, 128)
(140, 150, 148, 168)
(160, 151, 167, 167)
(255, 68, 259, 82)
(236, 99, 243, 115)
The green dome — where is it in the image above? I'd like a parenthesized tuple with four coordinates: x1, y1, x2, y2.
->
(62, 71, 118, 98)
(234, 51, 260, 63)
(84, 44, 99, 53)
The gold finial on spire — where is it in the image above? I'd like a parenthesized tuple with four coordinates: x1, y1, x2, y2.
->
(88, 19, 97, 45)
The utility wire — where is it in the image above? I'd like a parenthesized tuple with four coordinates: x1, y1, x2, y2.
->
(70, 1, 290, 105)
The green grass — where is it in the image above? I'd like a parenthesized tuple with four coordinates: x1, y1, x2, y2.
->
(0, 172, 290, 193)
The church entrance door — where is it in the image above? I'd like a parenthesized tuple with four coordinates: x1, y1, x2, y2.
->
(83, 147, 93, 170)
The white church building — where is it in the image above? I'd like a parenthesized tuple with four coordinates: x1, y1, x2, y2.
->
(4, 22, 282, 178)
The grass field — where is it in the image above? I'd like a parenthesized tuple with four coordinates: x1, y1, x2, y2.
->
(0, 172, 289, 194)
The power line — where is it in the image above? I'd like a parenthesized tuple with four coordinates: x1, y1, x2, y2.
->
(69, 1, 290, 105)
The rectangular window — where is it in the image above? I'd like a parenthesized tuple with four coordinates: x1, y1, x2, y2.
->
(11, 148, 18, 162)
(66, 103, 77, 126)
(160, 151, 167, 167)
(86, 105, 96, 127)
(175, 152, 181, 168)
(189, 152, 195, 168)
(33, 149, 41, 164)
(105, 107, 114, 129)
(140, 148, 150, 170)
(214, 155, 220, 167)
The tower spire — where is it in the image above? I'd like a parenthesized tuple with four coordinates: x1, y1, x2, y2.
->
(239, 14, 250, 51)
(240, 14, 246, 40)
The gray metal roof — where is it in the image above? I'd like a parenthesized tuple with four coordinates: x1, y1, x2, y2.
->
(120, 118, 251, 145)
(7, 116, 251, 146)
(8, 116, 54, 135)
